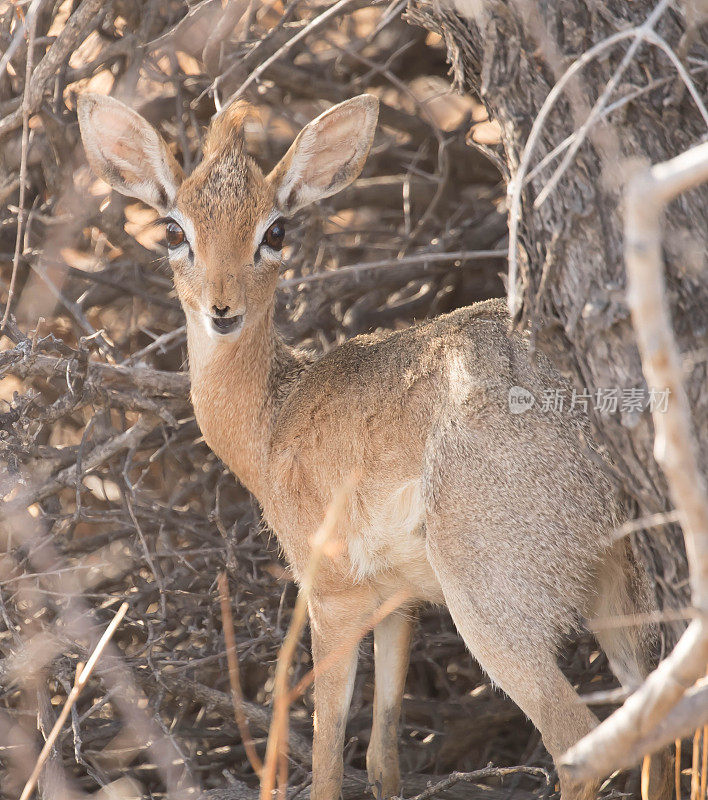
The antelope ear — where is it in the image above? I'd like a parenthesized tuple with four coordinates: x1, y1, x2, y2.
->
(77, 93, 184, 213)
(268, 94, 379, 215)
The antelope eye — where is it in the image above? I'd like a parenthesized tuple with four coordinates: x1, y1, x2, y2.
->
(262, 219, 285, 251)
(165, 221, 185, 248)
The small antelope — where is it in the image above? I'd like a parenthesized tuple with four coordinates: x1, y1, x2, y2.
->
(79, 93, 670, 800)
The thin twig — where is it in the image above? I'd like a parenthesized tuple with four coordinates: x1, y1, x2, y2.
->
(677, 739, 683, 800)
(613, 510, 682, 540)
(219, 0, 369, 108)
(701, 720, 707, 799)
(124, 325, 187, 364)
(523, 65, 708, 187)
(395, 764, 548, 800)
(18, 602, 129, 800)
(506, 25, 637, 315)
(642, 754, 652, 800)
(0, 0, 46, 80)
(2, 8, 37, 330)
(259, 480, 353, 800)
(278, 249, 506, 288)
(288, 589, 410, 704)
(693, 729, 701, 800)
(507, 4, 708, 316)
(0, 0, 104, 140)
(532, 0, 672, 209)
(218, 571, 263, 777)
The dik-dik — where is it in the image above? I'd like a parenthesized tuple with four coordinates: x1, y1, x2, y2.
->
(79, 93, 669, 800)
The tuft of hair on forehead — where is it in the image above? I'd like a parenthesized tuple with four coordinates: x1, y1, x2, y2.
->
(203, 100, 260, 160)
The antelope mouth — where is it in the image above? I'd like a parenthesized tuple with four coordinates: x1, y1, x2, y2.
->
(210, 314, 244, 336)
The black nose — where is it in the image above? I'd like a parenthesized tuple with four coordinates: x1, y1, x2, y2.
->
(212, 305, 230, 317)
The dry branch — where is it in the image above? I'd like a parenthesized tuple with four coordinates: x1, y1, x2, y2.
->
(6, 415, 153, 512)
(1, 341, 190, 398)
(560, 141, 708, 783)
(18, 602, 129, 800)
(0, 0, 104, 141)
(219, 571, 263, 778)
(221, 0, 372, 106)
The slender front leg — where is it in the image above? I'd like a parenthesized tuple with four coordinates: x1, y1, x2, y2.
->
(309, 592, 375, 800)
(366, 610, 414, 798)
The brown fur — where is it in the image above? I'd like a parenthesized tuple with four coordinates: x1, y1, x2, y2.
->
(78, 93, 671, 800)
(202, 101, 258, 159)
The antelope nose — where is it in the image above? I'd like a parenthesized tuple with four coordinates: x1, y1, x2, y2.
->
(212, 305, 230, 317)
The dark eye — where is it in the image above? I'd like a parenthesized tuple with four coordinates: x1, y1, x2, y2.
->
(261, 219, 285, 251)
(165, 221, 185, 248)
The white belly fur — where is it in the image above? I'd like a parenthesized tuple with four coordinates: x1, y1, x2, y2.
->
(348, 479, 443, 601)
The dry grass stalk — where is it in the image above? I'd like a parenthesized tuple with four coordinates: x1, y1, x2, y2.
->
(218, 571, 263, 778)
(259, 480, 353, 800)
(642, 754, 651, 800)
(288, 588, 411, 705)
(677, 739, 683, 800)
(18, 601, 129, 800)
(693, 729, 702, 800)
(701, 723, 708, 799)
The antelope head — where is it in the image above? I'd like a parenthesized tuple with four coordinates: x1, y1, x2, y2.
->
(78, 93, 379, 341)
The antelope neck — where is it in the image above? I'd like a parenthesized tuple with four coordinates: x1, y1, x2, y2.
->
(185, 308, 291, 499)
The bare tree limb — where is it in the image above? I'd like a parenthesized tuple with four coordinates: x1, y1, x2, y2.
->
(560, 140, 708, 783)
(5, 416, 153, 512)
(0, 0, 104, 140)
(1, 347, 190, 398)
